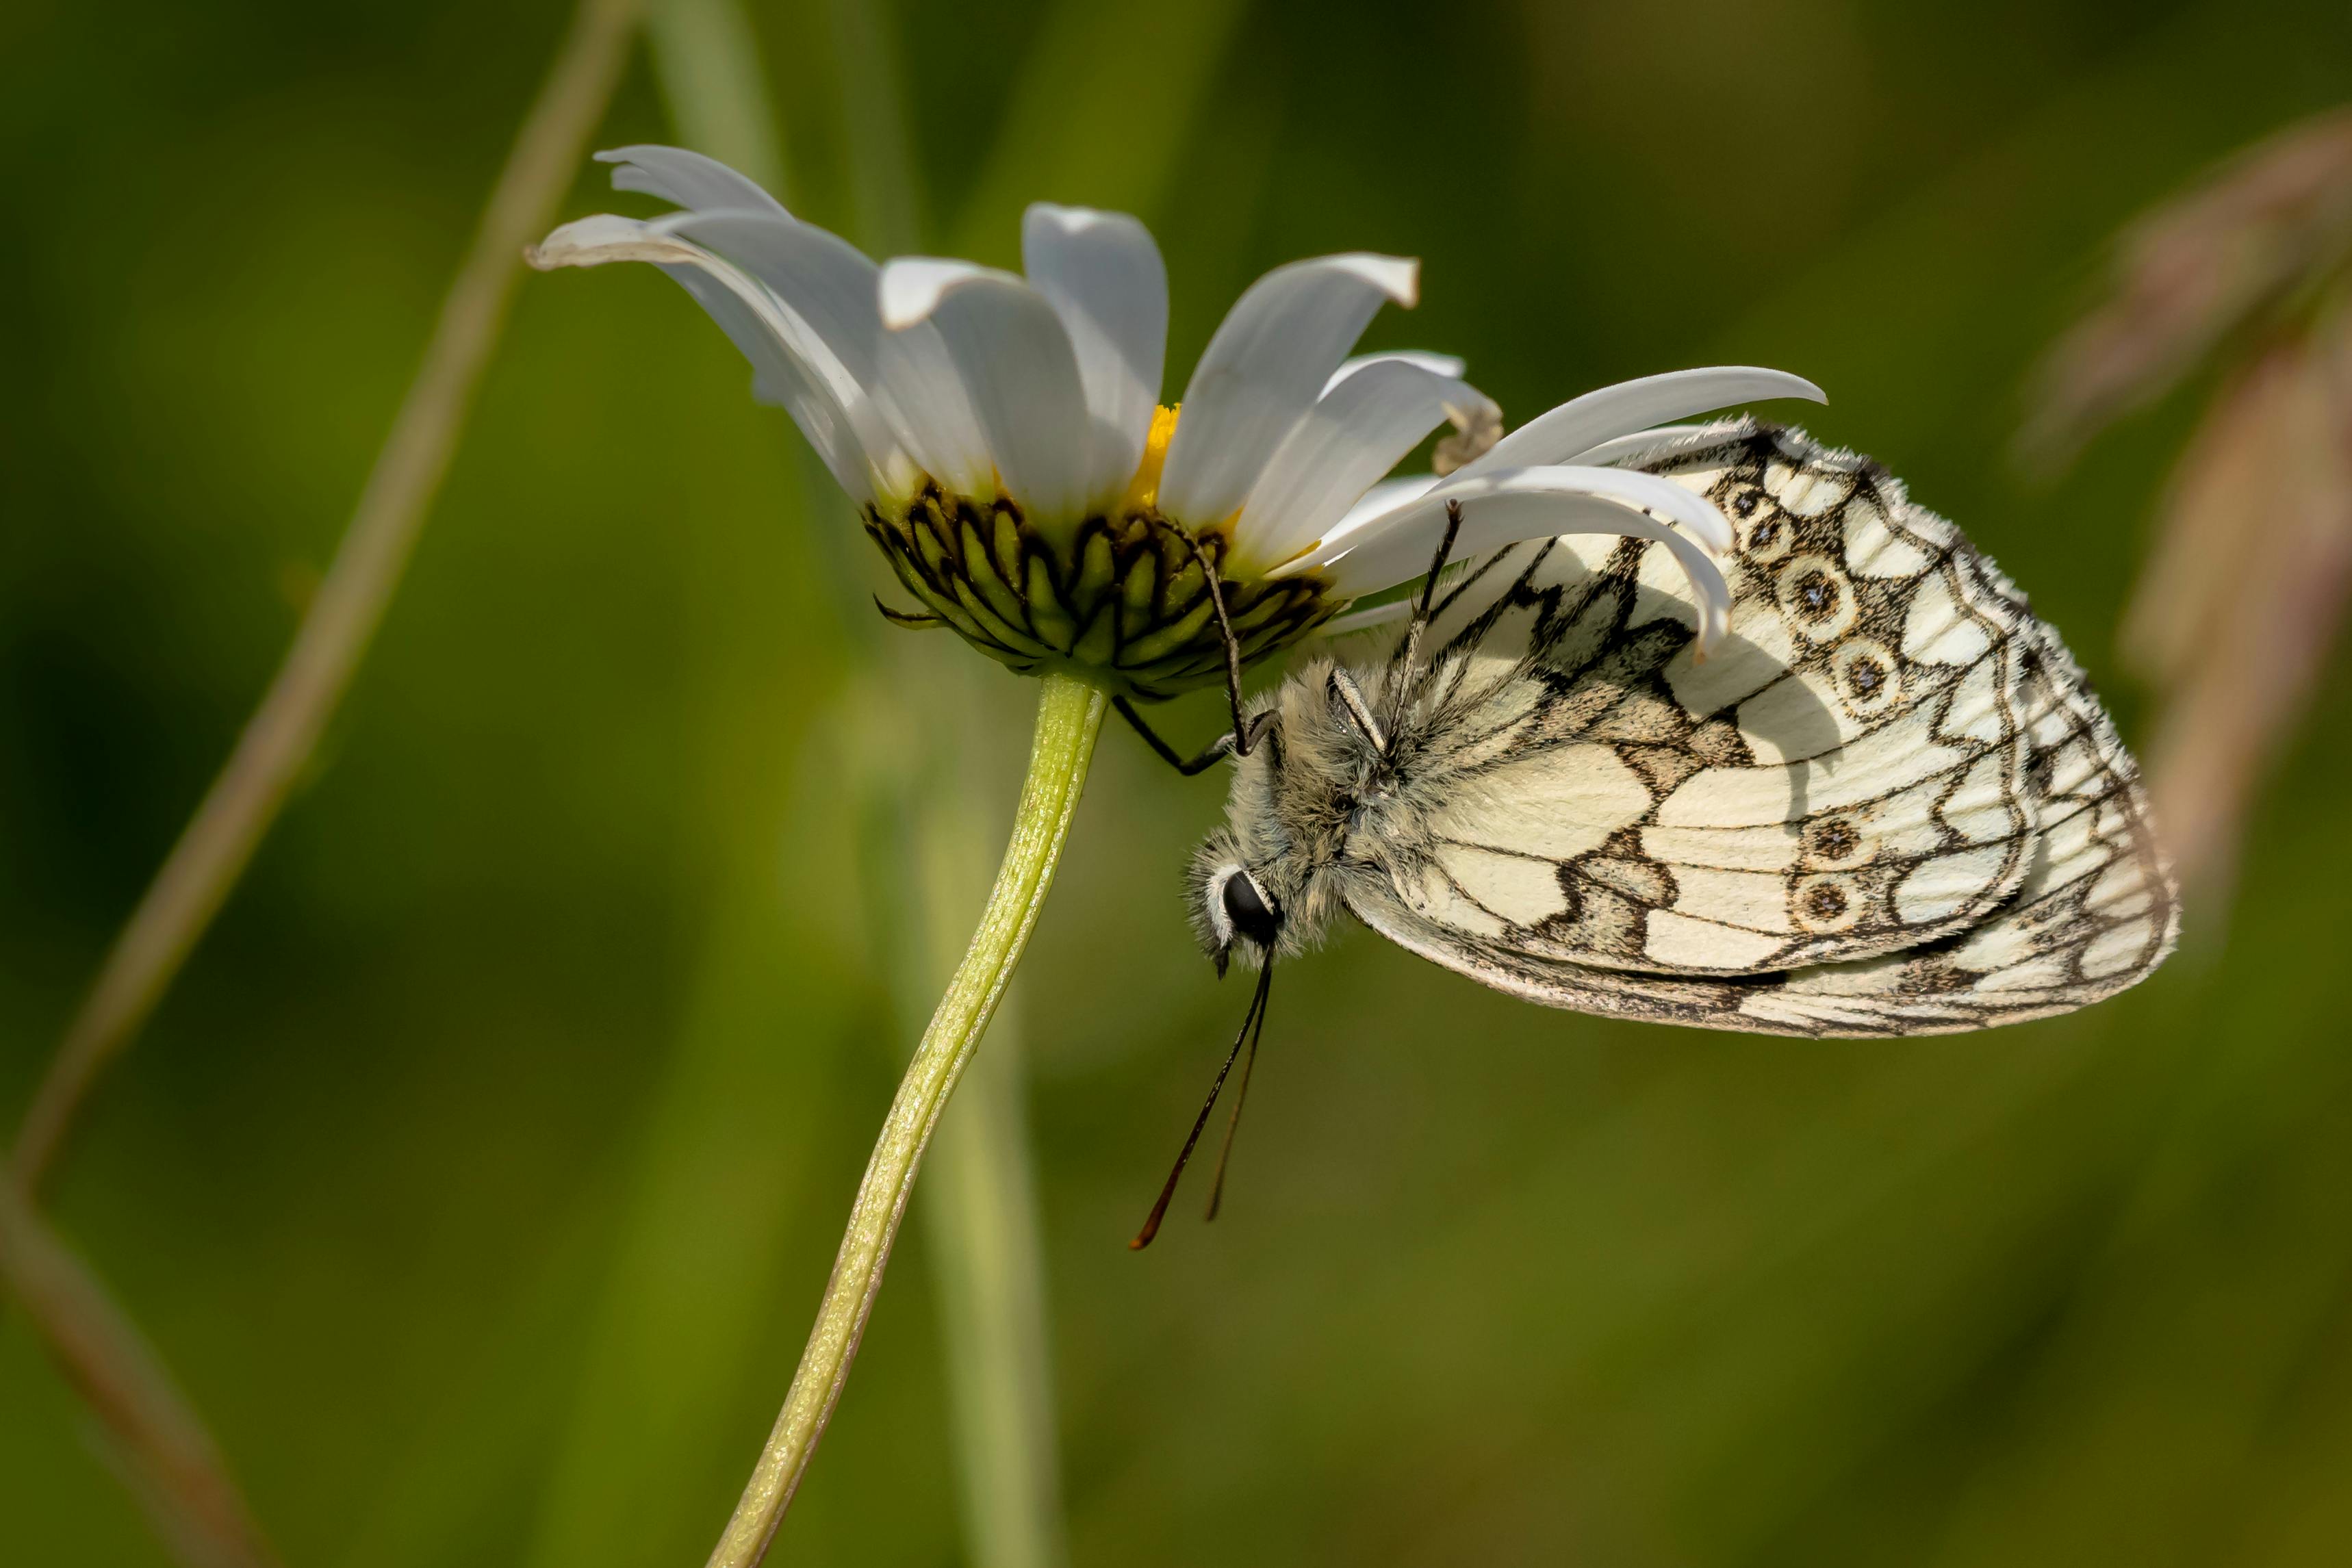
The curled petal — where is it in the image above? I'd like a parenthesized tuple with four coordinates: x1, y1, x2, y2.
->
(595, 144, 789, 217)
(1302, 462, 1736, 565)
(668, 214, 886, 398)
(1023, 204, 1168, 509)
(1329, 355, 1499, 476)
(1159, 253, 1420, 526)
(1237, 359, 1502, 568)
(590, 151, 989, 494)
(1281, 465, 1737, 652)
(696, 223, 992, 493)
(1294, 461, 1737, 560)
(880, 259, 1095, 522)
(1456, 368, 1825, 479)
(669, 215, 993, 495)
(1323, 350, 1466, 393)
(528, 213, 891, 499)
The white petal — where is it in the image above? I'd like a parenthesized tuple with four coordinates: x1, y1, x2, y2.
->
(880, 259, 1095, 522)
(1158, 253, 1420, 526)
(1323, 350, 1466, 394)
(1331, 474, 1441, 537)
(1570, 465, 1737, 553)
(872, 326, 997, 498)
(1282, 465, 1737, 652)
(656, 264, 869, 496)
(1566, 424, 1717, 468)
(528, 213, 892, 499)
(680, 213, 990, 493)
(1288, 461, 1737, 561)
(673, 214, 882, 386)
(1314, 597, 1418, 638)
(596, 145, 789, 216)
(1023, 204, 1167, 508)
(1236, 359, 1502, 568)
(1455, 368, 1825, 480)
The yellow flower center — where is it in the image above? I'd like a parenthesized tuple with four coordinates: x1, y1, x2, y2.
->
(1121, 403, 1181, 513)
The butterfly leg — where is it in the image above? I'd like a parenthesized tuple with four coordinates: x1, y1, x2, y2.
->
(1383, 499, 1467, 736)
(1171, 530, 1258, 760)
(1392, 503, 1448, 658)
(1114, 697, 1272, 775)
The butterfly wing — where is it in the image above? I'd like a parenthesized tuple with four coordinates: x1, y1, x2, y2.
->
(1728, 612, 2177, 1033)
(1335, 420, 2177, 1034)
(1357, 422, 2047, 975)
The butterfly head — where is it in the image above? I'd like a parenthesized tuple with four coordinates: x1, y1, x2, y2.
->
(1189, 838, 1286, 977)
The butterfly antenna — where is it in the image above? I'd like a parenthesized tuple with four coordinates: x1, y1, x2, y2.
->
(1202, 964, 1273, 1222)
(1175, 528, 1255, 759)
(1387, 500, 1466, 736)
(1129, 962, 1274, 1250)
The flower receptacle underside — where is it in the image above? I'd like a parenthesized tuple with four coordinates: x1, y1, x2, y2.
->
(866, 486, 1340, 699)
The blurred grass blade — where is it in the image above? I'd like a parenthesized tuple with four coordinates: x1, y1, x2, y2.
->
(522, 866, 867, 1568)
(2115, 350, 2288, 688)
(2130, 325, 2352, 892)
(916, 977, 1067, 1568)
(2015, 106, 2352, 473)
(648, 0, 784, 194)
(517, 18, 856, 1557)
(0, 1181, 279, 1568)
(2019, 102, 2352, 896)
(8, 0, 645, 1194)
(949, 0, 1248, 259)
(826, 0, 924, 257)
(336, 1197, 609, 1568)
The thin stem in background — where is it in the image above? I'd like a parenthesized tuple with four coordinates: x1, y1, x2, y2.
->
(0, 1180, 280, 1568)
(647, 0, 784, 195)
(8, 0, 644, 1195)
(3, 2, 641, 1563)
(911, 973, 1069, 1568)
(704, 671, 1106, 1568)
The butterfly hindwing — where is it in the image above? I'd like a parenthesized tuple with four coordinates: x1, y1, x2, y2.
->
(1362, 423, 2042, 978)
(1728, 613, 2175, 1034)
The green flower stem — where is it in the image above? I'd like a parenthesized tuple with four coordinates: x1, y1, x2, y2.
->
(706, 670, 1105, 1568)
(895, 655, 1070, 1568)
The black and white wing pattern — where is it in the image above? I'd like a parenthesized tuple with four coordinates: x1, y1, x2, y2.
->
(1332, 420, 2177, 1038)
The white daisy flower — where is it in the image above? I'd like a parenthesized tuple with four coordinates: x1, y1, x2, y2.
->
(528, 145, 1825, 695)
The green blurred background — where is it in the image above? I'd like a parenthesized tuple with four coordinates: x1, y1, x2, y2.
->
(7, 0, 2352, 1563)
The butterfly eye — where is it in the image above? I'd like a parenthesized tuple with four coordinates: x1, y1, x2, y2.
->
(1220, 870, 1282, 947)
